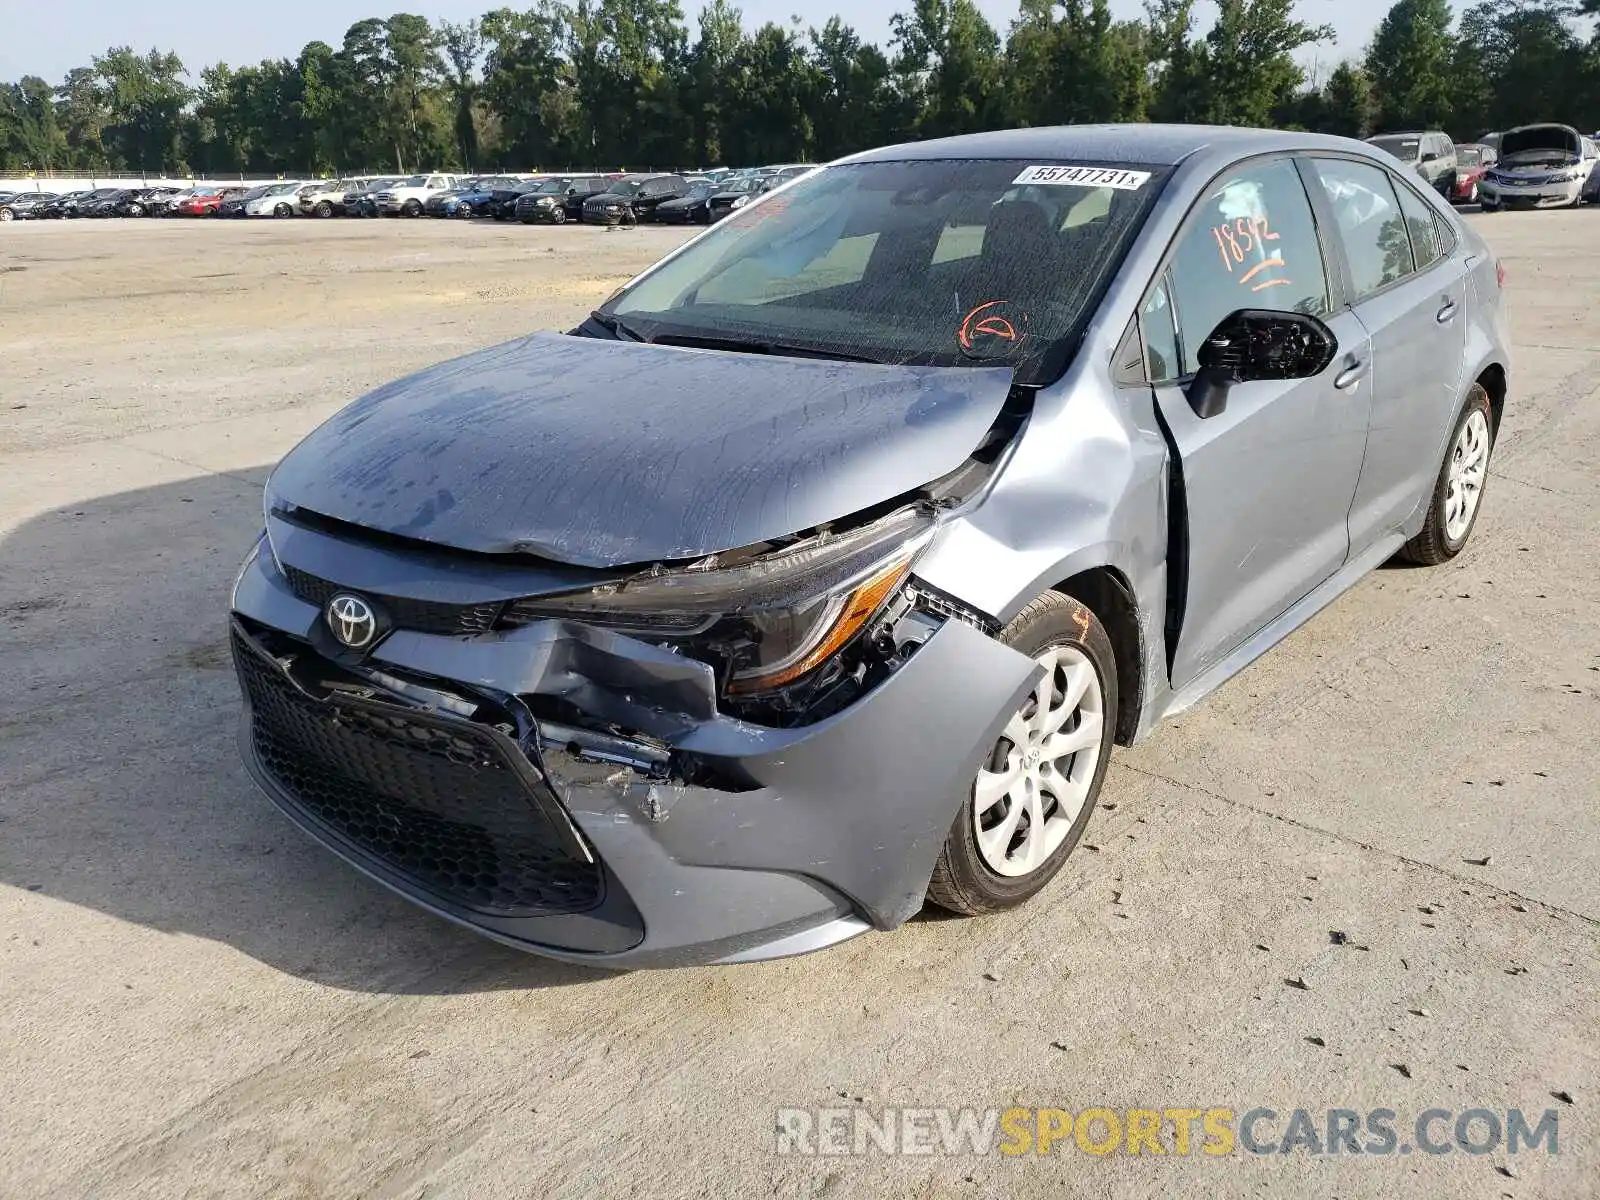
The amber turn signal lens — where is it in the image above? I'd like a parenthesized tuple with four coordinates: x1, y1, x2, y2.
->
(726, 556, 914, 694)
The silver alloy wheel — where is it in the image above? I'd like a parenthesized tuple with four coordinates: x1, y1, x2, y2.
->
(972, 644, 1105, 878)
(1445, 408, 1490, 541)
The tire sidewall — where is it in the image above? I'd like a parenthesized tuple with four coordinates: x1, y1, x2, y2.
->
(1436, 387, 1494, 556)
(940, 595, 1119, 909)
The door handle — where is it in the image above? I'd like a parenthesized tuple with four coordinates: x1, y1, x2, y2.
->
(1333, 358, 1368, 390)
(1436, 298, 1458, 323)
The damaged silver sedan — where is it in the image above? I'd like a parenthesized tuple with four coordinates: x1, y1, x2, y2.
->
(231, 126, 1512, 966)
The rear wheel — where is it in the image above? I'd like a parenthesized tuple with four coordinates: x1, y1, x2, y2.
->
(926, 592, 1117, 916)
(1399, 385, 1494, 565)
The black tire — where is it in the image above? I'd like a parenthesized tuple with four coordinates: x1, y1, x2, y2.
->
(926, 591, 1118, 917)
(1399, 384, 1494, 566)
(552, 208, 566, 225)
(274, 203, 292, 218)
(403, 200, 423, 217)
(315, 201, 334, 218)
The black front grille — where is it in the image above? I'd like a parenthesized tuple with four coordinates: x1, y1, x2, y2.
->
(282, 565, 501, 637)
(234, 628, 603, 916)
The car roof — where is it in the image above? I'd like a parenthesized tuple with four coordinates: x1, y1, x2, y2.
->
(841, 124, 1378, 168)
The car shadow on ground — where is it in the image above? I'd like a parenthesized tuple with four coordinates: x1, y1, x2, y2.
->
(0, 470, 612, 994)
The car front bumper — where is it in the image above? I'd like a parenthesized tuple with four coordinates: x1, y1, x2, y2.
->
(1479, 180, 1583, 209)
(229, 526, 1037, 968)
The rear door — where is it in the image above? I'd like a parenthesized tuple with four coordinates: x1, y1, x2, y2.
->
(1305, 156, 1468, 553)
(1146, 155, 1373, 687)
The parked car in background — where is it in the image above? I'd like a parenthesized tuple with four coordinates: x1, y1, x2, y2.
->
(653, 182, 720, 224)
(298, 181, 352, 218)
(219, 186, 273, 218)
(372, 173, 460, 217)
(423, 178, 506, 217)
(116, 187, 182, 217)
(171, 187, 244, 216)
(1479, 123, 1597, 210)
(1451, 144, 1497, 204)
(31, 190, 90, 219)
(242, 182, 312, 218)
(1366, 131, 1457, 196)
(0, 191, 58, 221)
(706, 174, 770, 221)
(446, 176, 544, 219)
(515, 175, 611, 224)
(582, 173, 688, 225)
(230, 126, 1510, 967)
(342, 177, 403, 218)
(138, 188, 190, 217)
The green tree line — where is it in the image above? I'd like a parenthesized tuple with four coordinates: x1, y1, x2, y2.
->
(3, 0, 1599, 177)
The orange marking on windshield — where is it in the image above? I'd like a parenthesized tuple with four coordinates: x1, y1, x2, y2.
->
(1251, 278, 1292, 292)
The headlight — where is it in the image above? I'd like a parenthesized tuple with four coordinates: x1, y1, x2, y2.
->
(536, 196, 555, 206)
(503, 506, 936, 694)
(732, 195, 751, 208)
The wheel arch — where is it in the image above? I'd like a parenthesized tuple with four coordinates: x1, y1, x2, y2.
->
(1476, 361, 1507, 437)
(1051, 566, 1144, 746)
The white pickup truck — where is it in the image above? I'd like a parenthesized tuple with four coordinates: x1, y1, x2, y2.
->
(370, 173, 461, 217)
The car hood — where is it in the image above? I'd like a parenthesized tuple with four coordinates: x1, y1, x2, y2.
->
(266, 332, 1014, 568)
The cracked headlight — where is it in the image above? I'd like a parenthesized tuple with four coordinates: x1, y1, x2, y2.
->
(504, 506, 936, 694)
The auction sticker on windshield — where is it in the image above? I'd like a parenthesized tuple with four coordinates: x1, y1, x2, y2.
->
(1012, 165, 1152, 190)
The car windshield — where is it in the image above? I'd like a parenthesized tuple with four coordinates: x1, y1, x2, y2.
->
(264, 183, 299, 196)
(241, 186, 272, 199)
(606, 157, 1164, 383)
(400, 175, 428, 187)
(685, 184, 716, 199)
(532, 179, 569, 194)
(1370, 137, 1422, 162)
(1457, 147, 1485, 167)
(604, 180, 644, 196)
(722, 177, 766, 195)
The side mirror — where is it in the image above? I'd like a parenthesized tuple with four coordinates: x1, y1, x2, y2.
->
(1186, 309, 1338, 420)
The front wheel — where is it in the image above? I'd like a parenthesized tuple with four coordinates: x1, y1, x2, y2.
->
(274, 203, 293, 218)
(926, 592, 1117, 916)
(552, 208, 566, 225)
(315, 201, 334, 218)
(403, 200, 423, 218)
(1399, 385, 1494, 565)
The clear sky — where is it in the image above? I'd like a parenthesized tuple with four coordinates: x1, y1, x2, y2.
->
(3, 0, 1449, 84)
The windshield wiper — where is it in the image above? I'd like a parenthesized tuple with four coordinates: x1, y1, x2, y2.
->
(587, 310, 650, 343)
(647, 331, 884, 364)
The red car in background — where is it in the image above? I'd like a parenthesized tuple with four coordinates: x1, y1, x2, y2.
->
(170, 187, 246, 216)
(1452, 144, 1498, 205)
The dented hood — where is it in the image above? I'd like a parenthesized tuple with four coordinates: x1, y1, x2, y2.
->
(267, 332, 1014, 568)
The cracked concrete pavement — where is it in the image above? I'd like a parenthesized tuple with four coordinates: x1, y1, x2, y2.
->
(0, 215, 1595, 1198)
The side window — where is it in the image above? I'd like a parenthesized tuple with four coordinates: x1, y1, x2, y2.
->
(1310, 158, 1414, 299)
(1141, 277, 1181, 384)
(1393, 179, 1442, 270)
(1167, 158, 1330, 374)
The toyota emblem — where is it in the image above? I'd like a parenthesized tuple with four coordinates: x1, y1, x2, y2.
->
(326, 594, 379, 649)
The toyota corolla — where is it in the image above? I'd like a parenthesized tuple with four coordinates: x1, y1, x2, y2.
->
(231, 126, 1510, 967)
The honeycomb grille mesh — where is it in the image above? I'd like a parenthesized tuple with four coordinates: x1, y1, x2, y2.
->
(234, 629, 602, 915)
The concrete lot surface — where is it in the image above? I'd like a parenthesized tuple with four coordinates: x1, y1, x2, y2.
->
(1, 216, 1595, 1198)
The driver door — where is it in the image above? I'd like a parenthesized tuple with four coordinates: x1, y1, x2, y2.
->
(1145, 155, 1373, 688)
